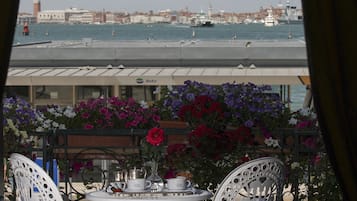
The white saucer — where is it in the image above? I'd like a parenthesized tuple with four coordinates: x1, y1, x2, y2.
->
(163, 188, 192, 193)
(123, 189, 150, 193)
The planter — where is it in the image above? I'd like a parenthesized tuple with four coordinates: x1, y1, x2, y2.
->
(158, 120, 188, 129)
(55, 129, 144, 160)
(65, 135, 133, 147)
(158, 121, 190, 145)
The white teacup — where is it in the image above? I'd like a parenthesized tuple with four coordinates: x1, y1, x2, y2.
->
(166, 177, 191, 190)
(126, 179, 152, 191)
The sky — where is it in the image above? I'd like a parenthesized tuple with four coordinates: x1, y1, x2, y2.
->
(19, 0, 302, 13)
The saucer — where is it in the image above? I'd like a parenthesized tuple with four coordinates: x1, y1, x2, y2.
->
(123, 189, 150, 193)
(163, 188, 192, 193)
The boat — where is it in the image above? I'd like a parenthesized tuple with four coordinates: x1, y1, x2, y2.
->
(190, 12, 214, 27)
(278, 1, 303, 24)
(264, 9, 278, 27)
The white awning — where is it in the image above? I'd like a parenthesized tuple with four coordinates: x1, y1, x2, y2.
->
(6, 67, 310, 86)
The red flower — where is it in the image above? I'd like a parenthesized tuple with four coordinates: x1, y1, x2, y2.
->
(146, 127, 165, 146)
(167, 143, 187, 155)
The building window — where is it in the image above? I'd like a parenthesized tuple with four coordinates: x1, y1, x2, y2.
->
(76, 86, 112, 102)
(4, 86, 30, 101)
(33, 86, 73, 106)
(120, 86, 157, 102)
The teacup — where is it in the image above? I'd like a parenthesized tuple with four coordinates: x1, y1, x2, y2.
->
(166, 176, 191, 190)
(126, 178, 152, 191)
(108, 181, 126, 192)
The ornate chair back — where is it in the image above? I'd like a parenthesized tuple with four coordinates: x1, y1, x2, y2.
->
(213, 157, 285, 201)
(9, 153, 63, 201)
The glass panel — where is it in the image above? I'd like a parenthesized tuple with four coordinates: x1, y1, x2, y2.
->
(33, 86, 73, 106)
(3, 86, 30, 101)
(76, 86, 112, 102)
(119, 86, 157, 102)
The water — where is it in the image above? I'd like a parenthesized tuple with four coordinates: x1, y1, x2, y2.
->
(13, 23, 305, 44)
(13, 23, 307, 110)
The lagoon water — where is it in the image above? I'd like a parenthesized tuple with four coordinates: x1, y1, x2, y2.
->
(13, 23, 307, 110)
(14, 23, 305, 43)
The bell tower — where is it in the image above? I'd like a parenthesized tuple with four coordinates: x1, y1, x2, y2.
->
(33, 0, 41, 22)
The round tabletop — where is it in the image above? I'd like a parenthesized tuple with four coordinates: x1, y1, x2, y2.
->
(85, 189, 212, 201)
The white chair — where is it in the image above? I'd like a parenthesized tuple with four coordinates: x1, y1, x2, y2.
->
(213, 157, 285, 201)
(9, 153, 64, 201)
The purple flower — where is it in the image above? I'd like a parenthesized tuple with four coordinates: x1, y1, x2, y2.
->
(244, 120, 254, 128)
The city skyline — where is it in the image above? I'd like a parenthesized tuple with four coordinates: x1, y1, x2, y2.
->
(19, 0, 301, 13)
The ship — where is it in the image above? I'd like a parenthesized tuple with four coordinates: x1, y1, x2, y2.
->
(190, 14, 214, 27)
(278, 1, 303, 24)
(190, 12, 214, 27)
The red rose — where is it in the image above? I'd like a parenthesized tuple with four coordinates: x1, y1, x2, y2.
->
(146, 127, 165, 146)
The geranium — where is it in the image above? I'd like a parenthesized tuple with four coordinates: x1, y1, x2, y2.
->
(140, 127, 166, 162)
(146, 127, 164, 146)
(177, 95, 227, 130)
(73, 97, 160, 129)
(159, 81, 288, 131)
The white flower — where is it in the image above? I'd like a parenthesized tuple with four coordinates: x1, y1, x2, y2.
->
(140, 100, 149, 109)
(299, 108, 310, 116)
(264, 137, 280, 148)
(64, 106, 76, 118)
(59, 124, 66, 130)
(52, 121, 59, 128)
(47, 108, 56, 114)
(36, 127, 45, 132)
(291, 162, 300, 169)
(289, 117, 298, 125)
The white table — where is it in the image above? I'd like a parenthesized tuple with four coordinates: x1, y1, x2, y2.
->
(85, 189, 212, 201)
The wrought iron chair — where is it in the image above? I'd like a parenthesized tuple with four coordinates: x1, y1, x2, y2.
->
(9, 153, 64, 201)
(213, 157, 285, 201)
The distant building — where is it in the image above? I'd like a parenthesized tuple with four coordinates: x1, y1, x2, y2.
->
(38, 10, 66, 23)
(17, 13, 36, 24)
(33, 0, 41, 23)
(37, 8, 90, 24)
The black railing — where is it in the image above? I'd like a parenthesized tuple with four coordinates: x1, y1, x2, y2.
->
(25, 127, 324, 201)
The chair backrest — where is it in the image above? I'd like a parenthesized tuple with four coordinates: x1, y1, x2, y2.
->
(9, 153, 63, 201)
(213, 157, 285, 201)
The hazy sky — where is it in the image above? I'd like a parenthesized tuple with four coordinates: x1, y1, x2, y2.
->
(19, 0, 301, 13)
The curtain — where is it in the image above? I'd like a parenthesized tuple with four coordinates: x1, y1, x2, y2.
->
(302, 0, 357, 200)
(0, 0, 20, 199)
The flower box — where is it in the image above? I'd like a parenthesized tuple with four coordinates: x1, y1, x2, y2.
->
(158, 121, 190, 145)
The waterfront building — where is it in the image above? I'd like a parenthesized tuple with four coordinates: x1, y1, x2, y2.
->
(8, 40, 309, 108)
(37, 8, 90, 24)
(17, 13, 36, 24)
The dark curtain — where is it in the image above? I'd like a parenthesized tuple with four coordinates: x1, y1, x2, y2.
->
(302, 0, 357, 200)
(0, 0, 20, 199)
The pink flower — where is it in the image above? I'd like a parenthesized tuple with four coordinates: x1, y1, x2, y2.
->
(302, 137, 316, 149)
(81, 112, 90, 119)
(84, 123, 94, 130)
(313, 154, 321, 165)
